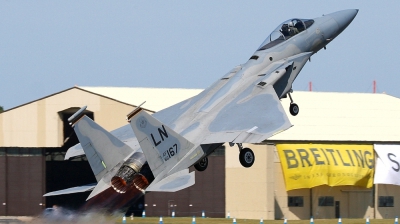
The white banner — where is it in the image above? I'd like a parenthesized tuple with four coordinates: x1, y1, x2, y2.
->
(374, 144, 400, 185)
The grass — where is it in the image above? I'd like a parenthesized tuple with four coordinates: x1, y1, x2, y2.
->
(114, 217, 398, 224)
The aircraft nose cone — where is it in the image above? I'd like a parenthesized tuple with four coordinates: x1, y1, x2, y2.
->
(328, 9, 358, 33)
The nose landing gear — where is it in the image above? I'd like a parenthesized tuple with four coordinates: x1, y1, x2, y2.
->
(288, 92, 299, 116)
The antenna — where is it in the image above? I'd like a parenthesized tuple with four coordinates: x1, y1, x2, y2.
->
(373, 80, 376, 93)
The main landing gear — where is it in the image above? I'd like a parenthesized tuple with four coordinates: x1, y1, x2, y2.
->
(194, 157, 208, 172)
(231, 143, 255, 168)
(288, 92, 299, 116)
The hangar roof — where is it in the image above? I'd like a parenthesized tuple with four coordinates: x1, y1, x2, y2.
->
(3, 86, 202, 113)
(78, 86, 203, 112)
(4, 85, 399, 143)
(80, 87, 400, 142)
(269, 91, 400, 142)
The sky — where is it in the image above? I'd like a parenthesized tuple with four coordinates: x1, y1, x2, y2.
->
(1, 1, 399, 110)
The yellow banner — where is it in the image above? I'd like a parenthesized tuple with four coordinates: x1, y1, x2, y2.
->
(277, 144, 374, 191)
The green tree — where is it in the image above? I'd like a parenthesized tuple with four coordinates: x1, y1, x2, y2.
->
(0, 106, 3, 113)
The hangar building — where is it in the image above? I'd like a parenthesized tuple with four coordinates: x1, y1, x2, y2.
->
(1, 87, 399, 220)
(224, 92, 400, 220)
(0, 86, 202, 216)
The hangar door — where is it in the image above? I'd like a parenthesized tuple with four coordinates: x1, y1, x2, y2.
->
(347, 191, 372, 218)
(0, 150, 5, 216)
(0, 147, 46, 216)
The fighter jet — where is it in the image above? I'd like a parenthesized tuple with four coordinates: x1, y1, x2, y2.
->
(45, 9, 358, 204)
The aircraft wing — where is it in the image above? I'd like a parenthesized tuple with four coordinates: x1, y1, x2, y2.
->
(156, 60, 297, 145)
(200, 52, 317, 144)
(168, 53, 312, 144)
(202, 83, 292, 143)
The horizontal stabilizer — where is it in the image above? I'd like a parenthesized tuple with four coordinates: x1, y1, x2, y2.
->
(86, 177, 111, 201)
(43, 183, 96, 197)
(65, 144, 85, 160)
(146, 169, 195, 192)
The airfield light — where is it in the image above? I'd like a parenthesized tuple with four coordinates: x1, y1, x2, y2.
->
(153, 204, 156, 207)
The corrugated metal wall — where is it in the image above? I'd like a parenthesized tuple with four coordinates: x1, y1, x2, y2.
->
(0, 148, 45, 216)
(0, 152, 6, 215)
(144, 154, 225, 218)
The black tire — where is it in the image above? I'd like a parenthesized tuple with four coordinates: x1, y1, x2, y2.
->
(194, 157, 208, 172)
(289, 103, 299, 116)
(239, 148, 255, 168)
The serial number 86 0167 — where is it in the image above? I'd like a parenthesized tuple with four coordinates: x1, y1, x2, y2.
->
(163, 143, 178, 161)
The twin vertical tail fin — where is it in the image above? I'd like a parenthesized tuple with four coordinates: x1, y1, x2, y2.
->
(69, 106, 134, 181)
(45, 106, 135, 199)
(69, 106, 134, 199)
(127, 107, 202, 192)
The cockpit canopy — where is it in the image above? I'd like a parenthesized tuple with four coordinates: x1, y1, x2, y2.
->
(257, 18, 314, 51)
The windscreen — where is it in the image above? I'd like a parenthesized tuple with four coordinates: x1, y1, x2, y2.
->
(257, 18, 314, 51)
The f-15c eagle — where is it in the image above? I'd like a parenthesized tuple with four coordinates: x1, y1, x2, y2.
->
(45, 9, 358, 204)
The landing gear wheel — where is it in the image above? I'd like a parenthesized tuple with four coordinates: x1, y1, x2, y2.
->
(194, 157, 208, 172)
(289, 103, 299, 116)
(239, 148, 255, 168)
